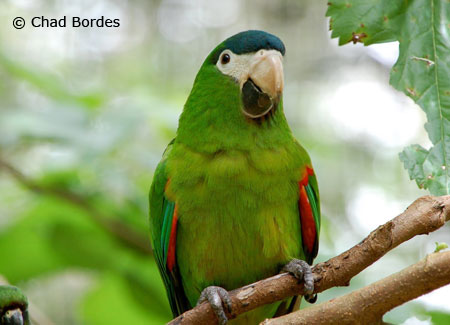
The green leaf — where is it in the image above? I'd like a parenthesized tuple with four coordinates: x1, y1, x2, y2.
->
(434, 242, 449, 252)
(399, 144, 448, 193)
(327, 0, 450, 195)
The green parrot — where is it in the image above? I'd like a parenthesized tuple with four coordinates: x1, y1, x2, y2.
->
(149, 30, 320, 324)
(0, 285, 30, 325)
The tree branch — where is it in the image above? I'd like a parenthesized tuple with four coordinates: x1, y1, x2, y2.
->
(0, 158, 152, 255)
(263, 250, 450, 324)
(169, 195, 450, 324)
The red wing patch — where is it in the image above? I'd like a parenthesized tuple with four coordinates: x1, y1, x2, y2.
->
(167, 204, 178, 272)
(298, 185, 316, 253)
(298, 166, 317, 256)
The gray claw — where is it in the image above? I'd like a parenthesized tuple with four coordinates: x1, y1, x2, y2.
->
(197, 286, 232, 325)
(282, 258, 314, 296)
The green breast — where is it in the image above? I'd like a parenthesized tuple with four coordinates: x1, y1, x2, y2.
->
(165, 142, 307, 314)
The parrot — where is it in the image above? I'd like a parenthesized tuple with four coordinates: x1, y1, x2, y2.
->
(0, 285, 30, 325)
(149, 30, 320, 324)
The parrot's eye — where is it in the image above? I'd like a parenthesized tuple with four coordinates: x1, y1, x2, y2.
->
(215, 49, 246, 80)
(221, 53, 231, 65)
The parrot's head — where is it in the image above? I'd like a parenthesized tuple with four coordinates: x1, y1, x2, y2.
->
(178, 30, 291, 152)
(209, 30, 285, 119)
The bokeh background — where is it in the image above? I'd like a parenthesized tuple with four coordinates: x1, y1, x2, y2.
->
(1, 0, 449, 324)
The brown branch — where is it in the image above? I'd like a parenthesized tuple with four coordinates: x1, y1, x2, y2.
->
(263, 251, 450, 324)
(0, 158, 152, 255)
(169, 195, 450, 324)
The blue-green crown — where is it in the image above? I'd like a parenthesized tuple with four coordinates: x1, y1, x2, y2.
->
(209, 30, 285, 63)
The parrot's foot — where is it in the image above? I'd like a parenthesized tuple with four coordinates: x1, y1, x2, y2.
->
(197, 286, 232, 325)
(282, 259, 315, 298)
(2, 308, 24, 325)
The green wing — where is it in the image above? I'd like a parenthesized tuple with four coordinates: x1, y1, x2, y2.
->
(149, 139, 190, 317)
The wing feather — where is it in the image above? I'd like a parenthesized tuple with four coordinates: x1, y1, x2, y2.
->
(149, 139, 190, 316)
(298, 167, 321, 264)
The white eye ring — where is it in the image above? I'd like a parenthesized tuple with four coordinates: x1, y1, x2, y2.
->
(218, 50, 233, 66)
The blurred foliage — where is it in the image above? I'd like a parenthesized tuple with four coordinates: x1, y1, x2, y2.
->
(424, 310, 450, 325)
(327, 0, 450, 196)
(0, 54, 105, 110)
(0, 0, 448, 324)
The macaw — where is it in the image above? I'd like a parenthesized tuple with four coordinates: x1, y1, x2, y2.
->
(149, 30, 320, 324)
(0, 285, 29, 325)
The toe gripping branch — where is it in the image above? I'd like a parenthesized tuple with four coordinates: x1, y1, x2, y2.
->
(196, 260, 316, 324)
(282, 259, 317, 303)
(197, 286, 233, 325)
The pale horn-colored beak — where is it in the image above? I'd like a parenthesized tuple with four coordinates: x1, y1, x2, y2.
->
(240, 50, 284, 119)
(248, 49, 284, 100)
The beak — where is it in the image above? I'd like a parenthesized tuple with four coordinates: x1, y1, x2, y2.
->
(249, 50, 284, 99)
(241, 50, 284, 119)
